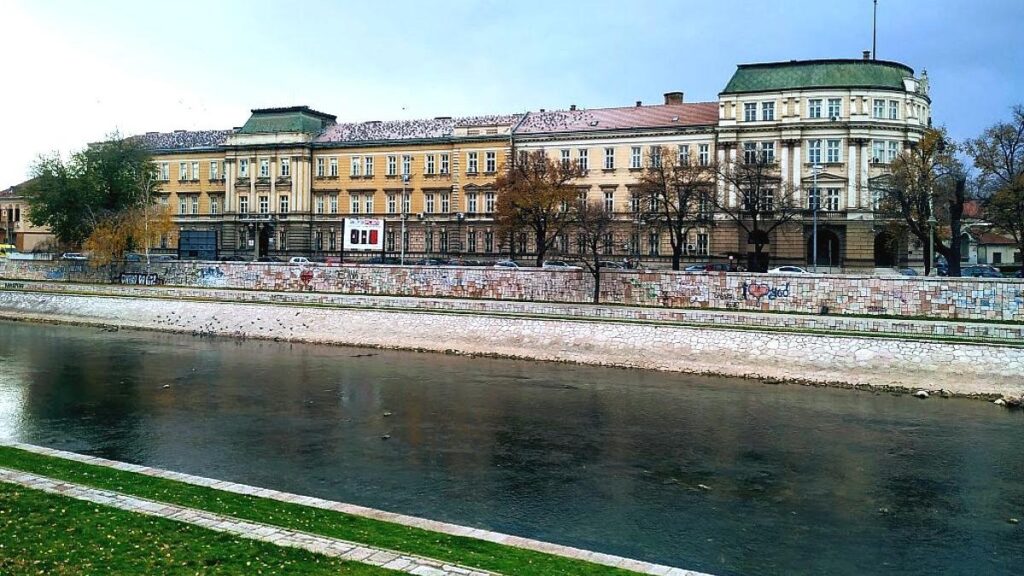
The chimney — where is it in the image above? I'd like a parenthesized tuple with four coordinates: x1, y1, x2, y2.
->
(570, 104, 576, 111)
(664, 92, 684, 105)
(635, 100, 642, 107)
(862, 50, 871, 60)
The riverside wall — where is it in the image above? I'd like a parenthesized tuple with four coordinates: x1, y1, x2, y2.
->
(1, 290, 1022, 396)
(2, 259, 1022, 321)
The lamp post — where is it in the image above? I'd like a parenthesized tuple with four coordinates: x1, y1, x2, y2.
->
(400, 174, 409, 265)
(810, 164, 823, 273)
(929, 137, 946, 276)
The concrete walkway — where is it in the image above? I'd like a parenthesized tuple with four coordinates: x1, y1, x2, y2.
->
(0, 466, 495, 576)
(1, 441, 713, 576)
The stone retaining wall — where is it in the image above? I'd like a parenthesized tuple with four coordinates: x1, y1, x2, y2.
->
(3, 259, 1022, 322)
(1, 291, 1021, 396)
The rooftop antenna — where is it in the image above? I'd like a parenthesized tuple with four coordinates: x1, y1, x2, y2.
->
(872, 0, 878, 59)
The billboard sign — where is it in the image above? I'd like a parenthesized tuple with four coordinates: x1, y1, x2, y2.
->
(343, 218, 384, 251)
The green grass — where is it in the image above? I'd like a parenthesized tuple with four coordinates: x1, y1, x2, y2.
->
(0, 446, 641, 575)
(0, 482, 395, 575)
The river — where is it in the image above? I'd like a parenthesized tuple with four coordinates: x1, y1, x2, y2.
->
(0, 319, 1021, 575)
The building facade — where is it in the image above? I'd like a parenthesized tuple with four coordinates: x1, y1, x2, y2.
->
(0, 179, 54, 252)
(62, 57, 935, 270)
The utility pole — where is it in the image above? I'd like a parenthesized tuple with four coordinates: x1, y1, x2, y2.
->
(811, 164, 823, 273)
(873, 0, 878, 60)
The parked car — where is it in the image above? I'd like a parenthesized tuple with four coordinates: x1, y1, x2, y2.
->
(767, 265, 810, 274)
(257, 256, 283, 263)
(221, 255, 246, 262)
(542, 260, 581, 270)
(60, 252, 88, 261)
(1015, 269, 1023, 278)
(288, 256, 312, 265)
(897, 267, 919, 276)
(685, 262, 732, 272)
(598, 261, 627, 269)
(414, 258, 444, 266)
(493, 260, 521, 269)
(961, 264, 1002, 278)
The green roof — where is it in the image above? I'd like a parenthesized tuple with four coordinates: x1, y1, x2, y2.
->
(721, 59, 913, 94)
(238, 106, 337, 134)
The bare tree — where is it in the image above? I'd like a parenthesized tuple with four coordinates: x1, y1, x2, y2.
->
(634, 146, 714, 270)
(967, 105, 1024, 267)
(711, 148, 800, 272)
(874, 128, 968, 276)
(573, 199, 615, 303)
(495, 149, 585, 266)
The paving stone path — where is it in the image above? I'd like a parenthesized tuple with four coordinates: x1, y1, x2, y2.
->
(1, 441, 712, 576)
(0, 467, 495, 576)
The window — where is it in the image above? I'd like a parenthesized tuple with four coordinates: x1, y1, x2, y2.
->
(873, 99, 885, 118)
(280, 158, 290, 177)
(314, 230, 322, 251)
(279, 195, 289, 213)
(744, 102, 757, 122)
(191, 162, 200, 181)
(604, 190, 614, 212)
(630, 192, 641, 214)
(179, 162, 188, 181)
(259, 159, 269, 178)
(467, 192, 478, 213)
(872, 140, 886, 163)
(402, 155, 412, 175)
(178, 195, 187, 214)
(560, 149, 571, 168)
(386, 230, 395, 252)
(826, 139, 841, 163)
(329, 157, 338, 177)
(316, 195, 325, 214)
(825, 188, 841, 211)
(697, 232, 709, 256)
(350, 194, 360, 214)
(466, 152, 478, 174)
(210, 161, 219, 180)
(631, 146, 642, 169)
(808, 99, 822, 119)
(467, 229, 477, 253)
(258, 195, 269, 213)
(440, 153, 449, 174)
(578, 148, 588, 171)
(425, 229, 434, 252)
(485, 191, 495, 213)
(807, 139, 822, 165)
(239, 196, 249, 213)
(364, 194, 373, 214)
(440, 192, 450, 213)
(827, 98, 842, 118)
(698, 143, 710, 166)
(761, 142, 775, 164)
(604, 147, 615, 169)
(350, 157, 361, 176)
(759, 188, 775, 212)
(889, 100, 899, 120)
(425, 193, 435, 213)
(603, 233, 613, 255)
(425, 154, 435, 175)
(387, 194, 397, 214)
(649, 146, 662, 168)
(887, 141, 900, 163)
(744, 142, 758, 164)
(402, 192, 410, 213)
(484, 230, 494, 253)
(316, 157, 325, 177)
(761, 101, 775, 121)
(648, 231, 660, 256)
(210, 196, 219, 215)
(363, 156, 373, 177)
(485, 151, 496, 173)
(279, 230, 286, 250)
(330, 195, 338, 214)
(678, 144, 690, 165)
(328, 230, 336, 251)
(440, 229, 449, 254)
(159, 162, 169, 181)
(387, 155, 397, 176)
(239, 158, 249, 178)
(808, 187, 821, 210)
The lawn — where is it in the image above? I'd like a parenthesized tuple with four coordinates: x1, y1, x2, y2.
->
(0, 482, 395, 575)
(0, 445, 642, 575)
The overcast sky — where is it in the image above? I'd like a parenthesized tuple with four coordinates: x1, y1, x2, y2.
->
(1, 0, 1021, 186)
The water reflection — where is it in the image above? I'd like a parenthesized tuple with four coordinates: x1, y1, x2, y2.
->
(0, 320, 1021, 576)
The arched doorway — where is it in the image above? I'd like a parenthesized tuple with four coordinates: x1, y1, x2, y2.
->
(874, 230, 899, 267)
(806, 229, 841, 267)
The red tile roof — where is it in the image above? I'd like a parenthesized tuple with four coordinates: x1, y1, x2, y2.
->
(976, 232, 1016, 246)
(515, 102, 719, 135)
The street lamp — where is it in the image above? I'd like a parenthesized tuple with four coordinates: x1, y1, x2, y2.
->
(400, 174, 409, 265)
(810, 164, 824, 273)
(929, 138, 946, 276)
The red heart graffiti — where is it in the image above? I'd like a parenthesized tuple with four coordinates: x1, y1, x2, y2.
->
(299, 269, 314, 285)
(748, 283, 769, 299)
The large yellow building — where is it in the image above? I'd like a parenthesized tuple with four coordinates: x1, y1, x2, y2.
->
(121, 57, 933, 269)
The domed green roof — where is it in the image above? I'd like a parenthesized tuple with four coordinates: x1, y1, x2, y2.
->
(722, 59, 913, 94)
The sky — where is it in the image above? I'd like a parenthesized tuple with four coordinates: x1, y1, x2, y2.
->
(1, 0, 1022, 187)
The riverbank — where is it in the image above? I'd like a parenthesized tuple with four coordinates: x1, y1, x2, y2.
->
(0, 287, 1021, 397)
(0, 442, 697, 576)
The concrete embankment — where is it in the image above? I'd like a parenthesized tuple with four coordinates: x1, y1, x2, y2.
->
(1, 289, 1021, 397)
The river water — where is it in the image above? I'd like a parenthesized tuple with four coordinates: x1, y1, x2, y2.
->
(0, 320, 1021, 575)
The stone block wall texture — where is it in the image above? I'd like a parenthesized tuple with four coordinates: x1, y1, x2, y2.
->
(2, 259, 1022, 322)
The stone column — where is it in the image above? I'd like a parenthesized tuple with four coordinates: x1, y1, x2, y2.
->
(847, 142, 858, 209)
(860, 141, 870, 208)
(791, 141, 802, 200)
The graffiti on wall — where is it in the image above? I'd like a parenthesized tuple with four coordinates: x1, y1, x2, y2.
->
(742, 281, 790, 301)
(197, 266, 227, 288)
(119, 272, 161, 286)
